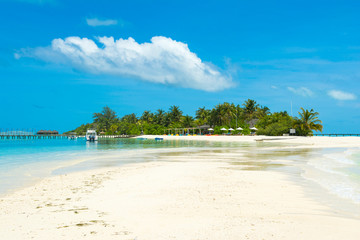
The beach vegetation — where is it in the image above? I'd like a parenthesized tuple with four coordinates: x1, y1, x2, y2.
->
(168, 105, 183, 124)
(256, 111, 293, 136)
(195, 107, 210, 125)
(66, 101, 323, 136)
(293, 108, 323, 136)
(93, 106, 118, 133)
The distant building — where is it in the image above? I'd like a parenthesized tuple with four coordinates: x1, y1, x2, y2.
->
(37, 130, 59, 135)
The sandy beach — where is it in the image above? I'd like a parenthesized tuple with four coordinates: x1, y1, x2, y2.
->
(1, 136, 360, 239)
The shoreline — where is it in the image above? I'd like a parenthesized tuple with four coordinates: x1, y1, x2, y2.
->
(141, 135, 360, 148)
(1, 136, 360, 239)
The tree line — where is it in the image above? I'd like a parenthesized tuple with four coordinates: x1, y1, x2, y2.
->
(66, 99, 323, 136)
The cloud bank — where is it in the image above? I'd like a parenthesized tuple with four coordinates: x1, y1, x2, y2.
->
(86, 18, 118, 27)
(23, 36, 233, 91)
(287, 87, 313, 97)
(328, 90, 357, 100)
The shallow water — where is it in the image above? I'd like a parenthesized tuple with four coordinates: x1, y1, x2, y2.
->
(0, 138, 266, 194)
(1, 138, 360, 211)
(302, 148, 360, 205)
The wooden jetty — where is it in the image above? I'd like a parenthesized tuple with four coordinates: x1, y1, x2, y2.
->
(0, 134, 133, 140)
(313, 133, 360, 137)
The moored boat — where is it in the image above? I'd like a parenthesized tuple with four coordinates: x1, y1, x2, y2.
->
(86, 129, 98, 141)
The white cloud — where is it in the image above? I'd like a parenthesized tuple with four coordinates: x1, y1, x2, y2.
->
(328, 90, 357, 101)
(287, 87, 313, 97)
(86, 18, 118, 27)
(23, 36, 233, 91)
(13, 53, 21, 59)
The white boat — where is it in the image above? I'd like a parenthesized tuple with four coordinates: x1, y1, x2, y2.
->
(68, 132, 78, 140)
(86, 129, 98, 141)
(69, 135, 77, 140)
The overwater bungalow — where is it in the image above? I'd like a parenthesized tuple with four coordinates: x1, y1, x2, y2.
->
(37, 130, 59, 135)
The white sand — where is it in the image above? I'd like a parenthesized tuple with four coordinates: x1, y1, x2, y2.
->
(144, 134, 360, 148)
(1, 136, 360, 239)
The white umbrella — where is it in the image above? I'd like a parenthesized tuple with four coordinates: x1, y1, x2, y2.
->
(220, 128, 228, 131)
(250, 127, 258, 131)
(229, 128, 234, 131)
(208, 128, 214, 131)
(236, 127, 243, 130)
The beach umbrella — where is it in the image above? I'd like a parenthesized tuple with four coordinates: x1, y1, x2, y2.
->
(250, 127, 258, 131)
(236, 127, 243, 130)
(229, 128, 234, 131)
(208, 128, 214, 131)
(220, 127, 228, 135)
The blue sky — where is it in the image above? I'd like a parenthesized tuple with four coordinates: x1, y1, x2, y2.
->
(1, 0, 360, 133)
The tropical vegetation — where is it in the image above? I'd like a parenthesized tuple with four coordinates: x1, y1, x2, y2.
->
(66, 100, 323, 136)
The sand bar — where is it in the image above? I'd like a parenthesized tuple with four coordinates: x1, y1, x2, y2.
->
(1, 136, 360, 239)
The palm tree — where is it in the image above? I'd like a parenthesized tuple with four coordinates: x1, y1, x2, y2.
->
(182, 115, 194, 128)
(140, 110, 153, 123)
(154, 109, 166, 125)
(93, 106, 118, 132)
(256, 105, 270, 118)
(294, 108, 323, 136)
(234, 104, 243, 128)
(169, 105, 183, 124)
(243, 99, 259, 119)
(122, 113, 138, 124)
(220, 102, 235, 126)
(195, 107, 210, 125)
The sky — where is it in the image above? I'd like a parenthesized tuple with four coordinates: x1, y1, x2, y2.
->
(1, 0, 360, 133)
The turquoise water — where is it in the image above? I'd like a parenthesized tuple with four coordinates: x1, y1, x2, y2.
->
(0, 138, 257, 195)
(302, 148, 360, 204)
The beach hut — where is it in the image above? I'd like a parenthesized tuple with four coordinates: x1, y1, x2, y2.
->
(37, 130, 59, 135)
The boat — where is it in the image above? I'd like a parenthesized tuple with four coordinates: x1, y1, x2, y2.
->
(86, 129, 98, 141)
(69, 135, 77, 140)
(136, 137, 147, 140)
(68, 132, 78, 140)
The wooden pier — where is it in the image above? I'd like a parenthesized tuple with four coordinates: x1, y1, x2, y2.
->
(313, 134, 360, 137)
(0, 134, 133, 140)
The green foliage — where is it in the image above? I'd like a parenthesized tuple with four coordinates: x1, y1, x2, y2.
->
(182, 115, 194, 128)
(93, 106, 118, 132)
(128, 124, 141, 135)
(168, 105, 183, 124)
(293, 108, 323, 136)
(64, 123, 94, 135)
(195, 107, 210, 125)
(243, 99, 259, 120)
(256, 111, 293, 136)
(66, 101, 323, 137)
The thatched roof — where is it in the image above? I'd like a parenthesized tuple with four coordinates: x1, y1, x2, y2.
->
(37, 130, 59, 135)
